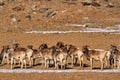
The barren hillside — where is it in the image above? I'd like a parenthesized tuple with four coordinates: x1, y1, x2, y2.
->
(0, 0, 120, 33)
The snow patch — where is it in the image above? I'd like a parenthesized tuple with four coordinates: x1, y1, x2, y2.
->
(25, 28, 120, 34)
(115, 24, 120, 29)
(0, 69, 120, 73)
(68, 23, 89, 27)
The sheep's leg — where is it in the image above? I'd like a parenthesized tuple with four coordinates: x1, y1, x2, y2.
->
(7, 55, 10, 64)
(116, 61, 118, 68)
(63, 64, 65, 70)
(21, 59, 26, 69)
(18, 60, 21, 67)
(48, 59, 51, 67)
(21, 61, 23, 69)
(114, 60, 116, 68)
(24, 60, 27, 69)
(54, 59, 57, 69)
(45, 59, 47, 68)
(33, 59, 36, 66)
(2, 55, 5, 64)
(53, 59, 55, 67)
(77, 55, 81, 66)
(118, 60, 120, 68)
(41, 58, 45, 66)
(44, 58, 47, 68)
(13, 59, 16, 67)
(56, 62, 59, 70)
(117, 60, 120, 68)
(11, 58, 14, 69)
(81, 56, 84, 67)
(27, 57, 31, 67)
(60, 62, 63, 69)
(65, 56, 67, 65)
(74, 57, 77, 65)
(100, 59, 104, 70)
(71, 56, 74, 67)
(90, 58, 93, 69)
(78, 55, 83, 67)
(104, 56, 108, 67)
(60, 63, 62, 69)
(29, 58, 31, 67)
(63, 59, 66, 69)
(31, 58, 34, 67)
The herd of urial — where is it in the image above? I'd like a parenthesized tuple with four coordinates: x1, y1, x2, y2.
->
(0, 42, 120, 70)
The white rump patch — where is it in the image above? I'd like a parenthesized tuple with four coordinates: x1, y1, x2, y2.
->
(94, 49, 104, 51)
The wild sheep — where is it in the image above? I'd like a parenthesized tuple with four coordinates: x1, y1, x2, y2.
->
(28, 45, 42, 66)
(51, 46, 66, 69)
(0, 45, 10, 64)
(109, 45, 120, 68)
(67, 44, 83, 67)
(82, 45, 107, 70)
(10, 50, 27, 69)
(56, 42, 83, 67)
(39, 43, 52, 68)
(0, 44, 33, 69)
(39, 43, 67, 69)
(10, 48, 33, 69)
(12, 44, 33, 67)
(54, 51, 66, 69)
(13, 43, 26, 52)
(105, 50, 111, 67)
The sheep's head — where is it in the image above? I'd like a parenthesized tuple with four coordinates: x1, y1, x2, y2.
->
(82, 45, 90, 53)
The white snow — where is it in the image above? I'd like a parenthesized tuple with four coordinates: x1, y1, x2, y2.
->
(115, 24, 120, 29)
(0, 69, 120, 73)
(25, 28, 120, 34)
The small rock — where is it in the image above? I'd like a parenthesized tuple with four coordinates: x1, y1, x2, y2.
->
(107, 2, 115, 8)
(39, 8, 50, 13)
(0, 2, 5, 7)
(81, 0, 101, 7)
(31, 4, 37, 11)
(26, 15, 31, 20)
(10, 14, 17, 22)
(91, 2, 101, 7)
(81, 0, 92, 6)
(10, 14, 16, 18)
(44, 10, 56, 18)
(26, 10, 33, 14)
(11, 18, 17, 22)
(12, 5, 24, 11)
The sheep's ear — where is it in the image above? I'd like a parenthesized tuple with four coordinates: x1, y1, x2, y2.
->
(111, 45, 117, 49)
(110, 44, 114, 48)
(86, 45, 91, 50)
(110, 44, 113, 46)
(2, 46, 5, 49)
(7, 45, 10, 48)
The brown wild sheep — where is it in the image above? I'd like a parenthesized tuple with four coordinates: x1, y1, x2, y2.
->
(56, 42, 83, 67)
(82, 45, 107, 70)
(109, 45, 120, 68)
(67, 45, 83, 67)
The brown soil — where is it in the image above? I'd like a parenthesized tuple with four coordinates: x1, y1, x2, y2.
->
(0, 33, 120, 80)
(0, 72, 120, 80)
(0, 0, 120, 80)
(0, 0, 120, 32)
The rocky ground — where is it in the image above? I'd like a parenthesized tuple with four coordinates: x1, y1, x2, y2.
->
(0, 0, 120, 32)
(0, 0, 120, 80)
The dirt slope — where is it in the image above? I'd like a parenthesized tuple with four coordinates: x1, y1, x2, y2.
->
(0, 0, 120, 32)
